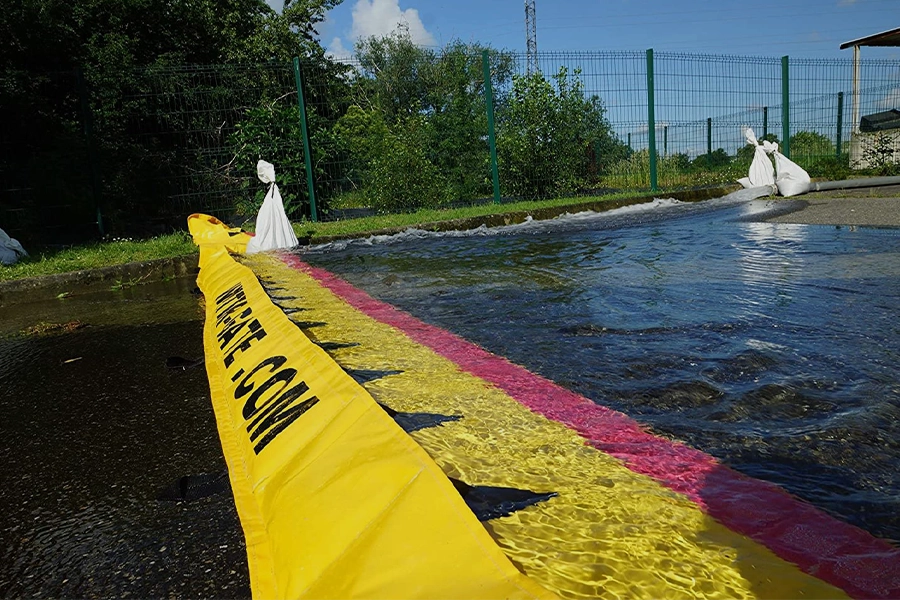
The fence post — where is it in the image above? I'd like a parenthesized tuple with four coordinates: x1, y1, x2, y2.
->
(763, 106, 768, 139)
(836, 91, 844, 157)
(707, 117, 712, 167)
(75, 67, 104, 237)
(482, 50, 501, 205)
(663, 125, 668, 157)
(627, 133, 632, 149)
(646, 49, 657, 192)
(781, 55, 790, 158)
(293, 57, 318, 222)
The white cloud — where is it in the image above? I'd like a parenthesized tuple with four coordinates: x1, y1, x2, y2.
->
(350, 0, 436, 46)
(326, 37, 354, 64)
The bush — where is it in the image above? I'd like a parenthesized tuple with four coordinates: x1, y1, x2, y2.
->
(497, 67, 628, 199)
(229, 101, 310, 220)
(333, 108, 450, 212)
(860, 133, 899, 176)
(368, 137, 451, 212)
(806, 154, 851, 180)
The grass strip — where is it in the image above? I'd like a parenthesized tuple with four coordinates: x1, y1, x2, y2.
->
(0, 232, 198, 283)
(0, 191, 691, 283)
(291, 192, 655, 239)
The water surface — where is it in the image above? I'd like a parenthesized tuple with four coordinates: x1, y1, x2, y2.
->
(0, 278, 249, 598)
(302, 197, 900, 544)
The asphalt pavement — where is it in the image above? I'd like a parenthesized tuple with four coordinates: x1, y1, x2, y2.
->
(763, 184, 900, 228)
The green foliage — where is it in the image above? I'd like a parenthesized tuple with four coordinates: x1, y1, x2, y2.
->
(347, 32, 514, 205)
(332, 107, 450, 212)
(0, 231, 196, 282)
(806, 154, 851, 180)
(367, 118, 452, 213)
(354, 27, 434, 124)
(1, 0, 343, 240)
(861, 133, 899, 176)
(790, 130, 835, 160)
(229, 100, 306, 219)
(604, 150, 653, 189)
(605, 149, 743, 190)
(692, 148, 731, 169)
(497, 67, 628, 199)
(666, 153, 692, 172)
(423, 41, 514, 200)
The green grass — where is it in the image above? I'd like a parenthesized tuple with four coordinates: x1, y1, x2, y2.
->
(0, 232, 198, 283)
(293, 192, 655, 239)
(0, 190, 685, 283)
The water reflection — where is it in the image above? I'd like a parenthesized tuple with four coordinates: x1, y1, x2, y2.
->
(0, 279, 249, 598)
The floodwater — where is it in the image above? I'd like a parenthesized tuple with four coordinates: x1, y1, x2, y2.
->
(302, 195, 900, 545)
(2, 193, 898, 597)
(0, 278, 250, 598)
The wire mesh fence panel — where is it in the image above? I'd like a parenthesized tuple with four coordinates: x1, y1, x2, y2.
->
(4, 50, 899, 242)
(653, 54, 782, 189)
(299, 41, 503, 218)
(0, 69, 97, 246)
(497, 51, 648, 197)
(101, 63, 299, 233)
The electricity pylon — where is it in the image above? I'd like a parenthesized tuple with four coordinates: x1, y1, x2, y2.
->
(525, 0, 538, 74)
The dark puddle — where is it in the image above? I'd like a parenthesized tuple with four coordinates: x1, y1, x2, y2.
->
(0, 278, 250, 599)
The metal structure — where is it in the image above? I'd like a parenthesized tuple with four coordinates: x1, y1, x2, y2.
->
(8, 51, 900, 242)
(525, 0, 538, 74)
(840, 27, 900, 133)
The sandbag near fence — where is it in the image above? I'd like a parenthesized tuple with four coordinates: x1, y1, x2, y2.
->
(772, 148, 811, 197)
(737, 128, 776, 189)
(0, 227, 27, 266)
(246, 160, 298, 254)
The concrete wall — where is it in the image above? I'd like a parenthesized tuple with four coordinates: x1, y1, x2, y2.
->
(850, 130, 900, 169)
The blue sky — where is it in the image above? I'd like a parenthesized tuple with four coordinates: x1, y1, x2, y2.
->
(295, 0, 900, 60)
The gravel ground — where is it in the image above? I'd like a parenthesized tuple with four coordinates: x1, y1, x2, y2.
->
(763, 184, 900, 228)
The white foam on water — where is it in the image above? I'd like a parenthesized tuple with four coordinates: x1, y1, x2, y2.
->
(307, 197, 689, 253)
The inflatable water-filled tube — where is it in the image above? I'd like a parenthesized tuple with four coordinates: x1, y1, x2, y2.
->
(188, 214, 900, 600)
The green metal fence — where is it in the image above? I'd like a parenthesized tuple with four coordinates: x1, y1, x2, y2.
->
(2, 50, 899, 245)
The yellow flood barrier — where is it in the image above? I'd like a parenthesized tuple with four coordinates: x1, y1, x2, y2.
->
(188, 214, 555, 599)
(247, 251, 850, 600)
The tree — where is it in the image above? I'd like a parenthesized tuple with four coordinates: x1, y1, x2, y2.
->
(790, 131, 835, 160)
(329, 105, 450, 212)
(424, 41, 514, 200)
(1, 0, 343, 239)
(334, 31, 517, 209)
(496, 67, 627, 199)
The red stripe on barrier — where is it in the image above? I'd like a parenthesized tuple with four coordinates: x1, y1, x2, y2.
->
(281, 254, 900, 599)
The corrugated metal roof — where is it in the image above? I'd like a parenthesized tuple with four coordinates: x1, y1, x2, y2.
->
(840, 27, 900, 49)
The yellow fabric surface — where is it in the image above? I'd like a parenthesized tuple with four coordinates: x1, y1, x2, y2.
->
(189, 214, 555, 600)
(244, 251, 850, 600)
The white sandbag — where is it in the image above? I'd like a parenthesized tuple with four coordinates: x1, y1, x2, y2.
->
(758, 140, 810, 197)
(738, 128, 775, 189)
(0, 227, 27, 266)
(246, 160, 299, 254)
(773, 149, 811, 197)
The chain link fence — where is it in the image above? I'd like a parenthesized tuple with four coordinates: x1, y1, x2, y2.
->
(2, 50, 898, 245)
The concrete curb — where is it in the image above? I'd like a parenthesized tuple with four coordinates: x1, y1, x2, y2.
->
(0, 255, 200, 303)
(1, 186, 738, 300)
(305, 185, 739, 246)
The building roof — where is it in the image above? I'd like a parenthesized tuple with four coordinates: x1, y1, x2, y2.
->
(840, 27, 900, 49)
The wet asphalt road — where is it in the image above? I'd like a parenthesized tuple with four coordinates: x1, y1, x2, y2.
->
(0, 277, 250, 599)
